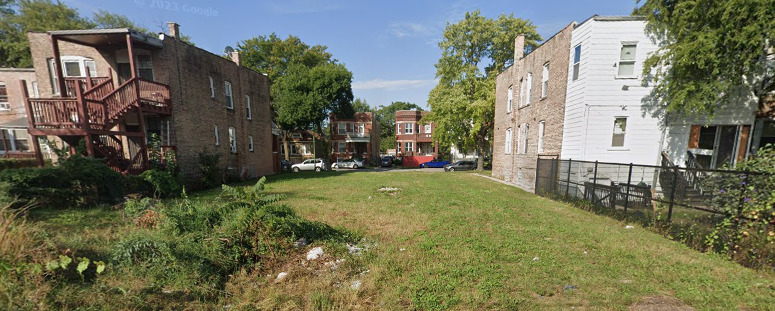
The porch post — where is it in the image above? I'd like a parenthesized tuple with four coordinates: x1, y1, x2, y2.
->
(75, 80, 94, 157)
(19, 81, 44, 166)
(127, 34, 148, 168)
(51, 35, 66, 97)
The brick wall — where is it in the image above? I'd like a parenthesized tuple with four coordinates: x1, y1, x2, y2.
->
(494, 24, 574, 190)
(0, 69, 36, 125)
(329, 112, 380, 164)
(395, 110, 437, 157)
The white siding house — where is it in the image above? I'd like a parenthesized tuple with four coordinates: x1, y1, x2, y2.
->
(560, 16, 662, 166)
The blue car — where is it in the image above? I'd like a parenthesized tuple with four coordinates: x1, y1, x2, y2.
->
(420, 159, 451, 168)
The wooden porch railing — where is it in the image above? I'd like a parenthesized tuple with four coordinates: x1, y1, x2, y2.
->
(64, 77, 109, 97)
(28, 98, 81, 129)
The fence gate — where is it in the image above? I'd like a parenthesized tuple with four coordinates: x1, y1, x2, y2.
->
(535, 155, 559, 196)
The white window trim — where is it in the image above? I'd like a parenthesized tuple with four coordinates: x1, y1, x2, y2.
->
(225, 81, 233, 109)
(214, 125, 220, 146)
(525, 73, 532, 105)
(246, 94, 252, 120)
(405, 141, 414, 152)
(209, 76, 215, 98)
(424, 124, 431, 134)
(519, 79, 525, 108)
(616, 43, 638, 79)
(541, 63, 549, 99)
(516, 125, 522, 154)
(248, 135, 254, 152)
(505, 128, 512, 154)
(337, 142, 346, 153)
(0, 82, 9, 111)
(538, 121, 545, 153)
(610, 117, 628, 149)
(507, 85, 513, 113)
(572, 44, 581, 81)
(228, 126, 237, 153)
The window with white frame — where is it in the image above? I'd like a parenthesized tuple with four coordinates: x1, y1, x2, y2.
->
(248, 135, 254, 152)
(516, 125, 522, 154)
(224, 81, 233, 109)
(301, 143, 313, 155)
(541, 63, 549, 98)
(505, 128, 513, 154)
(572, 45, 581, 81)
(338, 142, 346, 153)
(611, 117, 627, 147)
(404, 123, 414, 134)
(338, 123, 347, 134)
(47, 57, 97, 94)
(507, 85, 513, 113)
(357, 123, 365, 134)
(405, 141, 414, 152)
(245, 95, 252, 120)
(525, 73, 532, 105)
(521, 124, 529, 154)
(0, 129, 29, 152)
(228, 127, 237, 153)
(519, 79, 525, 108)
(424, 124, 431, 134)
(214, 125, 220, 146)
(0, 83, 8, 110)
(209, 76, 215, 98)
(617, 44, 637, 77)
(538, 121, 545, 153)
(31, 82, 39, 98)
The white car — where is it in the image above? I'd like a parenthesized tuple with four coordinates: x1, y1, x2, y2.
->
(291, 159, 327, 172)
(332, 158, 364, 169)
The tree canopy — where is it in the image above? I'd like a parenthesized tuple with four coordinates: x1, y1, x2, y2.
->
(637, 0, 775, 117)
(425, 10, 540, 170)
(374, 101, 422, 152)
(0, 1, 194, 68)
(238, 34, 354, 133)
(351, 98, 372, 113)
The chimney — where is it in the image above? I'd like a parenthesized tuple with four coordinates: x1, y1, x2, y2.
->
(167, 22, 180, 39)
(230, 51, 240, 66)
(514, 34, 525, 62)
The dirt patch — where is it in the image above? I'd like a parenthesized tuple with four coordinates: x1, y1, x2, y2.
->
(629, 295, 695, 311)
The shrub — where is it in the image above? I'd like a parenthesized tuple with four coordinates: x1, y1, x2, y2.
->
(111, 233, 174, 266)
(140, 169, 182, 198)
(198, 147, 222, 189)
(0, 159, 39, 171)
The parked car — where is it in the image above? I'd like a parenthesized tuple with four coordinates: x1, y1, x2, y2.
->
(291, 158, 327, 172)
(332, 158, 364, 169)
(279, 159, 292, 172)
(420, 159, 451, 168)
(444, 160, 476, 172)
(381, 156, 395, 167)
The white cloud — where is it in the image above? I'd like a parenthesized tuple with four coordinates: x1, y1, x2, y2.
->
(388, 22, 436, 38)
(352, 79, 437, 90)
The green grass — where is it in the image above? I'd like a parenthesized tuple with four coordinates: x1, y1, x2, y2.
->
(12, 170, 775, 310)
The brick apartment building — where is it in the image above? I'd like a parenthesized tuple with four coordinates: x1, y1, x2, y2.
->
(278, 130, 327, 164)
(395, 110, 439, 167)
(493, 24, 573, 190)
(0, 68, 43, 158)
(329, 112, 380, 165)
(16, 23, 274, 183)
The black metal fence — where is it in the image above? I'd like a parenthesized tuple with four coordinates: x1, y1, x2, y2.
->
(534, 155, 769, 224)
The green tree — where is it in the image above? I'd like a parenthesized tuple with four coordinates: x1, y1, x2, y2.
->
(238, 34, 353, 160)
(426, 10, 540, 170)
(637, 0, 775, 117)
(374, 101, 422, 152)
(0, 0, 94, 67)
(352, 98, 372, 113)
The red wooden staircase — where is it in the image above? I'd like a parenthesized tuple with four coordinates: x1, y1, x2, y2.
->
(21, 75, 172, 174)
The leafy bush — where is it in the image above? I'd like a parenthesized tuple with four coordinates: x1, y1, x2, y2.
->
(111, 233, 174, 266)
(198, 147, 222, 189)
(140, 169, 182, 198)
(0, 159, 39, 171)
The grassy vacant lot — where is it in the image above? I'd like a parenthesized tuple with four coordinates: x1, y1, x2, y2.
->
(255, 170, 775, 310)
(16, 170, 775, 310)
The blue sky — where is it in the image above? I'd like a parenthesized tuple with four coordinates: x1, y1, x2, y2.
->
(63, 0, 640, 109)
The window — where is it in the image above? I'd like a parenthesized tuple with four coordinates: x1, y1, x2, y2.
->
(47, 57, 97, 94)
(611, 117, 627, 147)
(505, 128, 513, 154)
(338, 123, 347, 134)
(338, 142, 346, 153)
(63, 60, 81, 77)
(507, 85, 513, 113)
(519, 79, 525, 108)
(209, 76, 215, 98)
(0, 83, 8, 111)
(525, 73, 532, 105)
(84, 60, 97, 77)
(357, 123, 365, 134)
(424, 124, 431, 134)
(572, 45, 581, 81)
(248, 135, 254, 152)
(538, 121, 545, 153)
(280, 144, 298, 155)
(541, 63, 549, 98)
(31, 82, 39, 98)
(214, 125, 220, 146)
(516, 125, 522, 154)
(405, 142, 414, 152)
(136, 55, 153, 80)
(301, 143, 313, 155)
(0, 129, 29, 152)
(617, 44, 637, 77)
(404, 123, 414, 134)
(522, 124, 529, 154)
(224, 81, 233, 109)
(228, 127, 237, 153)
(245, 95, 252, 120)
